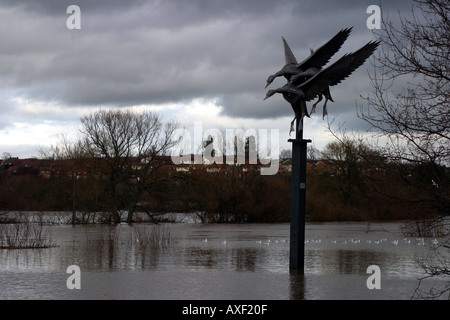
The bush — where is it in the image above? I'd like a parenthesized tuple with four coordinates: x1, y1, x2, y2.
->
(0, 220, 56, 249)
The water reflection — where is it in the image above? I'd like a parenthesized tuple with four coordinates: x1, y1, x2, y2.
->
(0, 222, 448, 299)
(289, 272, 306, 300)
(36, 224, 291, 274)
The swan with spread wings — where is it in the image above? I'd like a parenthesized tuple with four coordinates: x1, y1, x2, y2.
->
(265, 27, 353, 88)
(264, 40, 380, 135)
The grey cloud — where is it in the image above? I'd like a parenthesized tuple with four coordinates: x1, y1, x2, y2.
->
(0, 143, 41, 158)
(219, 93, 289, 120)
(0, 0, 147, 15)
(0, 0, 404, 123)
(0, 121, 8, 130)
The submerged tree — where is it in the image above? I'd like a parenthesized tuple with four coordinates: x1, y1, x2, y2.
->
(80, 109, 179, 223)
(40, 134, 108, 223)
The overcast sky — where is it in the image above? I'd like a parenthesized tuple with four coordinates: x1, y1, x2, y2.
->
(0, 0, 414, 158)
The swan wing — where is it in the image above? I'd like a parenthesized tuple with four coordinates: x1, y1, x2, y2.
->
(299, 40, 380, 102)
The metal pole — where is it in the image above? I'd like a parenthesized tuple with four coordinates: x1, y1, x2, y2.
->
(289, 102, 311, 272)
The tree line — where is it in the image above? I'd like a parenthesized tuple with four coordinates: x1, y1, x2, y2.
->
(0, 115, 447, 224)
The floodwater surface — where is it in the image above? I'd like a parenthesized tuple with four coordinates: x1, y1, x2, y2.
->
(0, 220, 448, 300)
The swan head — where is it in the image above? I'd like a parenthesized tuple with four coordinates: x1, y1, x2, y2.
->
(265, 75, 275, 88)
(264, 89, 277, 100)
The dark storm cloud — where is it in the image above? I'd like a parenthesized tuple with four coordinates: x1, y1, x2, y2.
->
(0, 0, 409, 124)
(0, 0, 147, 15)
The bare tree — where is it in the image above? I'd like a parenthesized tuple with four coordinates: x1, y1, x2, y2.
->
(280, 149, 292, 159)
(2, 152, 12, 160)
(40, 134, 93, 224)
(359, 0, 449, 217)
(123, 113, 179, 223)
(358, 0, 449, 298)
(79, 109, 179, 223)
(320, 132, 381, 209)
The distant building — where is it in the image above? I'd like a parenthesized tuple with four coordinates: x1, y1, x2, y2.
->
(0, 156, 340, 179)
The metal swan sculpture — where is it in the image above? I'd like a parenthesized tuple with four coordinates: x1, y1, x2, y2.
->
(265, 40, 380, 135)
(265, 27, 353, 89)
(265, 28, 353, 126)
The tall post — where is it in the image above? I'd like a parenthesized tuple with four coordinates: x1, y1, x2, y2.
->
(289, 102, 311, 272)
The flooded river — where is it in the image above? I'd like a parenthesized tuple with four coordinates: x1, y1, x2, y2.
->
(0, 220, 448, 300)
